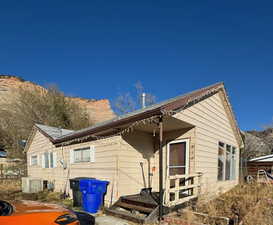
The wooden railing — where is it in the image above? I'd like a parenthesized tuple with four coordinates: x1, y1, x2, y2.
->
(164, 172, 203, 207)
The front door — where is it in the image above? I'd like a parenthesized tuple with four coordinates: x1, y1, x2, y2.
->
(168, 139, 189, 177)
(167, 139, 190, 200)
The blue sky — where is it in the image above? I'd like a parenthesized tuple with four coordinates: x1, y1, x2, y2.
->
(0, 0, 272, 131)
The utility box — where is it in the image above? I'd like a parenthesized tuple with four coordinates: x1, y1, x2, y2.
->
(22, 177, 43, 193)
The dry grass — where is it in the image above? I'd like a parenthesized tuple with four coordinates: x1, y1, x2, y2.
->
(194, 182, 273, 225)
(163, 183, 273, 225)
(0, 179, 21, 195)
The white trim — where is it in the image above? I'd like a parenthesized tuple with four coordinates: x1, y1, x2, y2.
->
(53, 152, 57, 168)
(167, 139, 190, 178)
(41, 153, 45, 168)
(90, 146, 95, 163)
(249, 154, 273, 162)
(70, 149, 74, 164)
(217, 141, 237, 181)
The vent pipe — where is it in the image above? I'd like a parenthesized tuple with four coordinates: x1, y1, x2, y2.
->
(142, 93, 146, 109)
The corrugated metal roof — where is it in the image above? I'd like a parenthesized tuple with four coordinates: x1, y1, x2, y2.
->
(54, 82, 224, 143)
(35, 124, 74, 140)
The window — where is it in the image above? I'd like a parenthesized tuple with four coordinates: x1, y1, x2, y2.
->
(70, 147, 95, 163)
(217, 142, 225, 181)
(231, 147, 236, 179)
(30, 155, 38, 166)
(42, 152, 57, 168)
(44, 152, 49, 168)
(225, 145, 231, 180)
(217, 142, 237, 181)
(74, 148, 90, 162)
(50, 152, 54, 168)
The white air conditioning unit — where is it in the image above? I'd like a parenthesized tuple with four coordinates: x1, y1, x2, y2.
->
(22, 177, 43, 193)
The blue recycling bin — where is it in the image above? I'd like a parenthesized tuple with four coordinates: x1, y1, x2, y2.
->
(79, 179, 109, 213)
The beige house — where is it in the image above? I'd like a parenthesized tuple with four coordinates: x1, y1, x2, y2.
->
(25, 82, 243, 222)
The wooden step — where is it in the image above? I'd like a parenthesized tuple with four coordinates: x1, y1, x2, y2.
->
(116, 201, 154, 213)
(105, 208, 145, 224)
(120, 196, 158, 208)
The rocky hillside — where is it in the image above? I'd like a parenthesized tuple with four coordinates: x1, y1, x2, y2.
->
(0, 75, 115, 125)
(242, 129, 273, 159)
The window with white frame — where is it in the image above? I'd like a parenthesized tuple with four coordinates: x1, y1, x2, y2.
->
(42, 152, 57, 168)
(50, 152, 54, 168)
(225, 145, 231, 180)
(30, 155, 38, 166)
(44, 152, 49, 168)
(70, 147, 95, 163)
(217, 142, 236, 181)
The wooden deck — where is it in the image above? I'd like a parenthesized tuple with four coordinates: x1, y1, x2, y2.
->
(105, 173, 203, 223)
(105, 177, 202, 224)
(121, 191, 159, 207)
(105, 191, 160, 224)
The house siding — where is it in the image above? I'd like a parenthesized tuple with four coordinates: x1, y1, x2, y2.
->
(27, 130, 56, 179)
(27, 131, 122, 206)
(62, 137, 121, 205)
(174, 91, 240, 196)
(118, 131, 154, 197)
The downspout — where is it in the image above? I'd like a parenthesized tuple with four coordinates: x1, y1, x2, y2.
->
(159, 116, 163, 221)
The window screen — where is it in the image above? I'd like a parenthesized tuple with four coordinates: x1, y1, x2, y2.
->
(74, 147, 91, 163)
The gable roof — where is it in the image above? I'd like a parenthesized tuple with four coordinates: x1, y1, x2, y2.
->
(35, 124, 74, 141)
(26, 82, 242, 147)
(51, 82, 242, 147)
(52, 82, 222, 143)
(23, 124, 74, 152)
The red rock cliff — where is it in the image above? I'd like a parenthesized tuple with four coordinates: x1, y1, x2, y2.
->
(0, 75, 115, 124)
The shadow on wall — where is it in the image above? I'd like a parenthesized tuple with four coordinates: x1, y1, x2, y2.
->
(121, 126, 194, 191)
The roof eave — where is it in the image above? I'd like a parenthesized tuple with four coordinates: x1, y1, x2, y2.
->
(53, 82, 225, 145)
(53, 107, 163, 144)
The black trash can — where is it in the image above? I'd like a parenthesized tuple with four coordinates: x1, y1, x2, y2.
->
(69, 177, 94, 207)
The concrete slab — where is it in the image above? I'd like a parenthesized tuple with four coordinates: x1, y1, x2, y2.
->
(95, 215, 131, 225)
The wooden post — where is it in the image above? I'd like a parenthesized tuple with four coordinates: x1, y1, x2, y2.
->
(159, 116, 163, 221)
